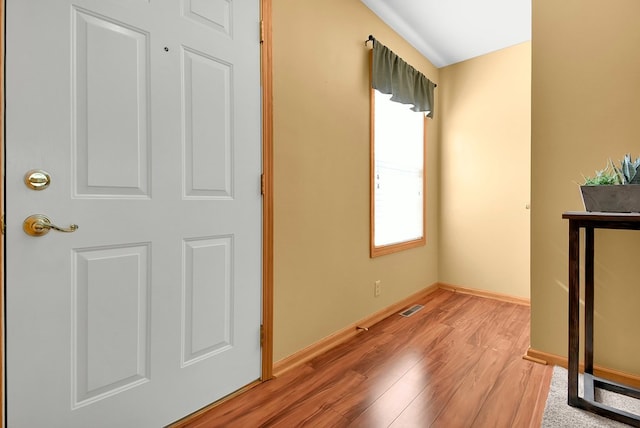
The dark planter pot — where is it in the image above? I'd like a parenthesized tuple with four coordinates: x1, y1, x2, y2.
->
(580, 185, 640, 213)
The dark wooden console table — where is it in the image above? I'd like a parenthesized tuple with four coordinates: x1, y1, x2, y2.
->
(563, 211, 640, 426)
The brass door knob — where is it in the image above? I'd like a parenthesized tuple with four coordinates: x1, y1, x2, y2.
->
(23, 214, 78, 236)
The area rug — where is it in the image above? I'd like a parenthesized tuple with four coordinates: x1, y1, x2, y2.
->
(542, 366, 640, 427)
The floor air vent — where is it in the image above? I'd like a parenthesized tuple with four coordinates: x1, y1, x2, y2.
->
(399, 304, 424, 317)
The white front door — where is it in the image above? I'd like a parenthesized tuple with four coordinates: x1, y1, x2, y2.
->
(5, 0, 262, 426)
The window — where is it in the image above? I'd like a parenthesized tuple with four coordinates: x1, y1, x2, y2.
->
(370, 89, 427, 257)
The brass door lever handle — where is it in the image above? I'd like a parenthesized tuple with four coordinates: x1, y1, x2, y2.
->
(23, 214, 78, 236)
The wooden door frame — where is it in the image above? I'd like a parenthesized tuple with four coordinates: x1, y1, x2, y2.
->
(0, 1, 5, 426)
(261, 0, 274, 381)
(0, 0, 274, 424)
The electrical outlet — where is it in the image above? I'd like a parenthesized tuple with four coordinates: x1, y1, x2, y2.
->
(374, 280, 381, 297)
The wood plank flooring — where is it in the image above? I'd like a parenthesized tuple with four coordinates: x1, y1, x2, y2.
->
(179, 289, 553, 427)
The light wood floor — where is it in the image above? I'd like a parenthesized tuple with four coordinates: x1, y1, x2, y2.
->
(180, 289, 554, 427)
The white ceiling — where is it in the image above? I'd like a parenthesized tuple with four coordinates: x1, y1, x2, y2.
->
(361, 0, 531, 68)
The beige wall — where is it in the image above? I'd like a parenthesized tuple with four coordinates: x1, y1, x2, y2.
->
(272, 0, 440, 362)
(439, 43, 531, 299)
(531, 0, 640, 375)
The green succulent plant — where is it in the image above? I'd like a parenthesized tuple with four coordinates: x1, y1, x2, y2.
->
(582, 154, 640, 185)
(613, 153, 640, 184)
(582, 163, 619, 185)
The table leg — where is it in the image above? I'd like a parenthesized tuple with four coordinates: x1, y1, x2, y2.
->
(568, 220, 580, 406)
(585, 227, 594, 376)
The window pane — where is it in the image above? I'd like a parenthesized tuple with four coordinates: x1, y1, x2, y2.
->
(372, 90, 425, 254)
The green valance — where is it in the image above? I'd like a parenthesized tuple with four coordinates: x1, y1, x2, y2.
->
(372, 39, 436, 118)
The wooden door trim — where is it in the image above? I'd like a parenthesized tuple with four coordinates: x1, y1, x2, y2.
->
(1, 0, 5, 426)
(260, 0, 274, 381)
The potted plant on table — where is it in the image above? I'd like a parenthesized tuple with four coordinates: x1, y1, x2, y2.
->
(580, 154, 640, 212)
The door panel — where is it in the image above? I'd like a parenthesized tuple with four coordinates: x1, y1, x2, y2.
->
(183, 236, 233, 365)
(183, 0, 231, 35)
(183, 47, 232, 198)
(74, 8, 150, 196)
(5, 0, 261, 426)
(73, 244, 151, 407)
